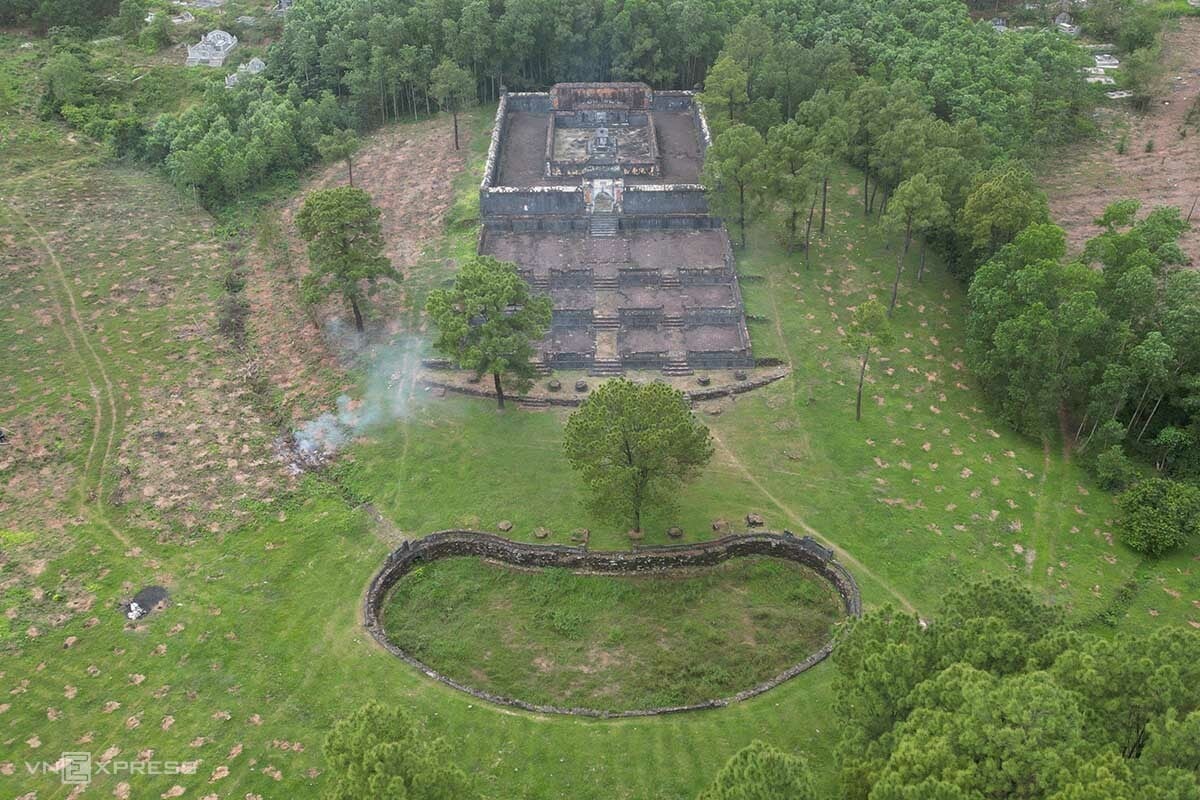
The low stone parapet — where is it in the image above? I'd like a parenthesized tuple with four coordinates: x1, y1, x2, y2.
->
(364, 530, 861, 718)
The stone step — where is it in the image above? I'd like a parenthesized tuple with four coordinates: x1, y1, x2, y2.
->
(663, 358, 694, 376)
(660, 276, 682, 288)
(663, 315, 685, 328)
(518, 396, 550, 408)
(589, 359, 624, 377)
(593, 315, 620, 330)
(593, 276, 618, 290)
(589, 214, 620, 238)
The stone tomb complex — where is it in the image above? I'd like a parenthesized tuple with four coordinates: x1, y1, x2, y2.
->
(478, 82, 752, 376)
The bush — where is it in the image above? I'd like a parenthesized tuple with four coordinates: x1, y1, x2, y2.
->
(1093, 445, 1138, 490)
(1116, 477, 1200, 556)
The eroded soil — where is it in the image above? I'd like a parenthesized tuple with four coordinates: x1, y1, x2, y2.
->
(1046, 20, 1200, 260)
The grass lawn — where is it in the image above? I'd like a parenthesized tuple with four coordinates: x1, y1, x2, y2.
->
(382, 556, 844, 711)
(2, 33, 1196, 797)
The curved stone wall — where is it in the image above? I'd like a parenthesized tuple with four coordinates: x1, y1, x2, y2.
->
(364, 530, 862, 718)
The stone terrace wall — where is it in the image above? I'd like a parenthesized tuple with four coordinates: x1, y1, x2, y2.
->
(650, 90, 695, 112)
(364, 530, 862, 718)
(623, 183, 708, 215)
(480, 185, 585, 217)
(552, 82, 651, 110)
(480, 91, 552, 192)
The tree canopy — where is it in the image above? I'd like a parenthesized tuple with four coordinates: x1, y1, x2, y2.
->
(323, 702, 475, 800)
(698, 741, 816, 800)
(425, 255, 551, 409)
(835, 579, 1200, 800)
(563, 379, 713, 533)
(296, 186, 398, 334)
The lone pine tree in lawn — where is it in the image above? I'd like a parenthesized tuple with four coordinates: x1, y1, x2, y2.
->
(564, 379, 713, 535)
(425, 255, 551, 409)
(846, 299, 894, 421)
(296, 186, 398, 334)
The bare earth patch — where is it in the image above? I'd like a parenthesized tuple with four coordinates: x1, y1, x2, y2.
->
(246, 116, 470, 416)
(1046, 20, 1200, 260)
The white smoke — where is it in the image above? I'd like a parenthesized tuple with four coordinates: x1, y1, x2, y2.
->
(282, 333, 426, 471)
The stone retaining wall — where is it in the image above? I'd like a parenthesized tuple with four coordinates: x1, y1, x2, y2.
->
(418, 366, 790, 406)
(364, 530, 861, 718)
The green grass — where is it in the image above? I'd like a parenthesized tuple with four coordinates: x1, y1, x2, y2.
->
(2, 38, 1196, 797)
(382, 556, 844, 711)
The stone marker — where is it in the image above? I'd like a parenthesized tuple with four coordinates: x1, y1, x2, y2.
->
(746, 513, 765, 527)
(570, 528, 590, 543)
(497, 520, 513, 532)
(533, 527, 551, 539)
(548, 379, 562, 392)
(712, 518, 729, 533)
(575, 380, 589, 392)
(734, 369, 748, 381)
(628, 529, 644, 541)
(697, 375, 711, 386)
(667, 526, 683, 539)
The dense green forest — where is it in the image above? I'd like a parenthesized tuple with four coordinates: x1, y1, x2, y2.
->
(41, 0, 1094, 208)
(834, 579, 1200, 799)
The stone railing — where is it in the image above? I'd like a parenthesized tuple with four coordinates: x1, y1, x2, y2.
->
(619, 306, 665, 326)
(684, 306, 742, 325)
(617, 267, 662, 287)
(551, 308, 594, 327)
(687, 348, 753, 369)
(680, 266, 733, 285)
(480, 93, 507, 191)
(364, 530, 861, 718)
(550, 267, 593, 289)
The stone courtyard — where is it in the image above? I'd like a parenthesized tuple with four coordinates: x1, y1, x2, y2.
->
(478, 82, 752, 376)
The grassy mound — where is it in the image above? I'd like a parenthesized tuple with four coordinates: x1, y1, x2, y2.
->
(383, 556, 844, 711)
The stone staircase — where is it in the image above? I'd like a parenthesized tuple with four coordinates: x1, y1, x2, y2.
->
(663, 314, 685, 329)
(517, 396, 550, 409)
(662, 355, 694, 376)
(593, 274, 618, 290)
(528, 275, 550, 290)
(589, 213, 619, 238)
(593, 313, 620, 331)
(660, 273, 682, 289)
(589, 358, 624, 376)
(529, 359, 552, 376)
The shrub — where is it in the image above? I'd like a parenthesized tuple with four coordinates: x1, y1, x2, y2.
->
(1093, 445, 1138, 490)
(1116, 477, 1200, 556)
(216, 293, 250, 349)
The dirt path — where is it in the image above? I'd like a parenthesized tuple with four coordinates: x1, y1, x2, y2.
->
(723, 251, 919, 614)
(1045, 19, 1200, 260)
(709, 429, 919, 615)
(4, 201, 130, 545)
